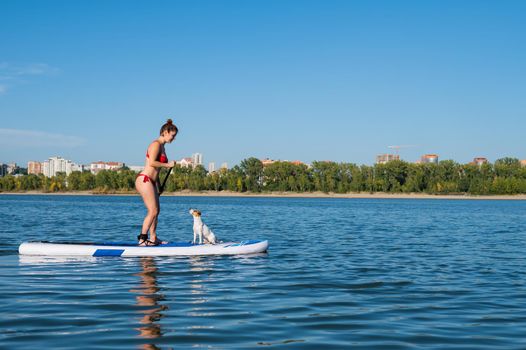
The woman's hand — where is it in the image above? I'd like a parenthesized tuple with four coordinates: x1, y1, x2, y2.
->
(166, 160, 176, 168)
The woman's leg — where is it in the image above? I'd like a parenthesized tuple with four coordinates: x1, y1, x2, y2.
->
(135, 177, 159, 240)
(148, 188, 161, 243)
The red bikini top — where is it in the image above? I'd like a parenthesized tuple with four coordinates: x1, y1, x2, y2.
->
(146, 142, 168, 163)
(147, 152, 168, 163)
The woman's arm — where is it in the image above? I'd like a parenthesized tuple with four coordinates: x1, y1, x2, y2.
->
(150, 160, 174, 168)
(147, 142, 175, 169)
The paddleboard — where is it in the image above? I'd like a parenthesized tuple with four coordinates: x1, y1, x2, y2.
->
(18, 240, 268, 257)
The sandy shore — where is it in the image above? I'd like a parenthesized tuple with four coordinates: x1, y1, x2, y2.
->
(1, 190, 526, 200)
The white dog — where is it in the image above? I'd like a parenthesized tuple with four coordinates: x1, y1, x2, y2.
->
(189, 209, 218, 244)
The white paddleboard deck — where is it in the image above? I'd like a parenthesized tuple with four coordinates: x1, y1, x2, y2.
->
(19, 240, 268, 257)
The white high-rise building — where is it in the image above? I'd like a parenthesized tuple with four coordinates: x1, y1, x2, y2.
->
(42, 156, 79, 177)
(221, 162, 228, 170)
(43, 157, 64, 177)
(208, 162, 216, 173)
(192, 153, 203, 166)
(43, 160, 50, 177)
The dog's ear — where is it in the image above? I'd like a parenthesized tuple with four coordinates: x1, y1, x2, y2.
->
(196, 210, 202, 216)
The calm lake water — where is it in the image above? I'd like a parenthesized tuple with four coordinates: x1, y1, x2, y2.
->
(0, 195, 525, 349)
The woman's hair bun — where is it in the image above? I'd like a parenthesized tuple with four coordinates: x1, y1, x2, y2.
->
(160, 118, 178, 135)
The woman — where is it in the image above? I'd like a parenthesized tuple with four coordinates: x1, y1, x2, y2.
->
(136, 119, 178, 246)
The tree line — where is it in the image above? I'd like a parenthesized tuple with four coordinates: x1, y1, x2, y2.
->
(1, 157, 525, 195)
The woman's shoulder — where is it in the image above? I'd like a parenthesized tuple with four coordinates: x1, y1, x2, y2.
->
(146, 140, 161, 153)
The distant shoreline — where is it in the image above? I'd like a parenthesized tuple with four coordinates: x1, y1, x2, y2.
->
(1, 190, 525, 200)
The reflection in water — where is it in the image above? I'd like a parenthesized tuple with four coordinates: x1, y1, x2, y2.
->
(131, 258, 167, 350)
(186, 257, 216, 327)
(18, 255, 98, 264)
(188, 257, 213, 307)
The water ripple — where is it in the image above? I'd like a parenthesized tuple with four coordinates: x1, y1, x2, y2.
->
(1, 195, 526, 349)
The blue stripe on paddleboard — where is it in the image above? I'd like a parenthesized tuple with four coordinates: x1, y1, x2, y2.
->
(93, 249, 125, 257)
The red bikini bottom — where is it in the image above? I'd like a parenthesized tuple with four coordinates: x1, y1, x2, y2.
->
(137, 173, 153, 183)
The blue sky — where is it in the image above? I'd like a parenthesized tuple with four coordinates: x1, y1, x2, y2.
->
(1, 0, 525, 167)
